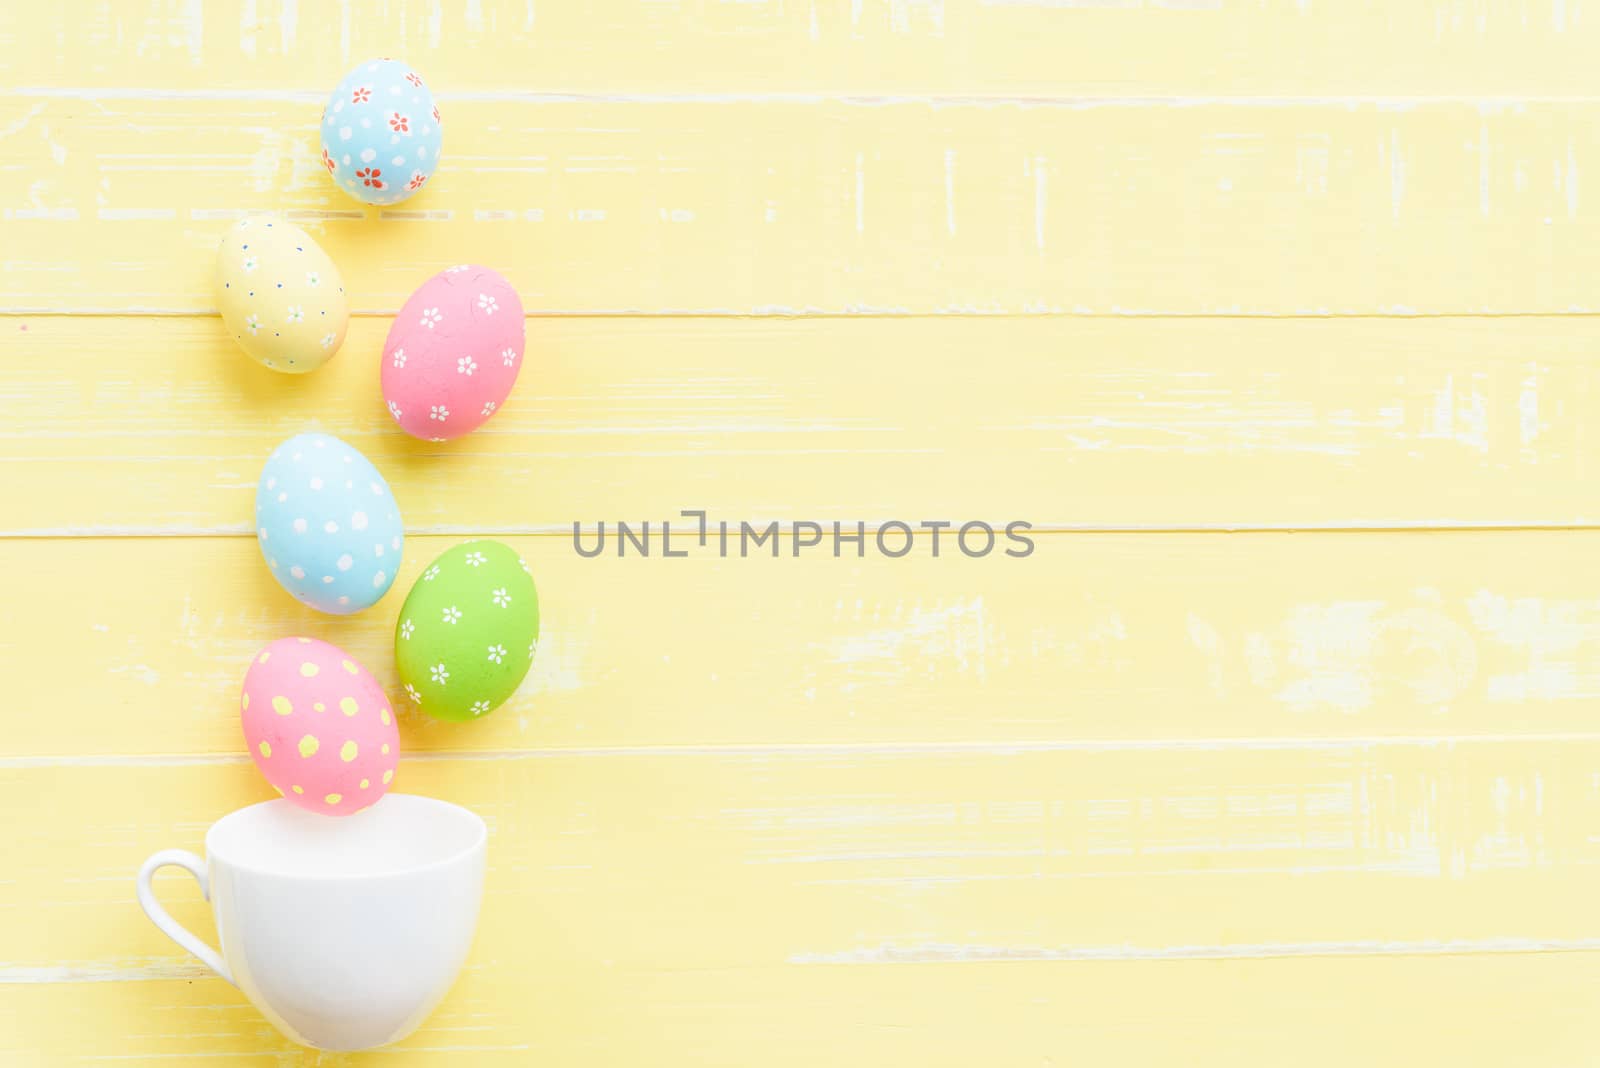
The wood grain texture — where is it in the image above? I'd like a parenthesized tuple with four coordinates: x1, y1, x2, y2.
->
(9, 1, 1600, 1063)
(5, 952, 1599, 1067)
(7, 531, 1600, 759)
(5, 95, 1600, 314)
(8, 315, 1600, 532)
(10, 753, 1600, 974)
(8, 0, 1600, 97)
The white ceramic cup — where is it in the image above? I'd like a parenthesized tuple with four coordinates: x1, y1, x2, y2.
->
(136, 793, 487, 1051)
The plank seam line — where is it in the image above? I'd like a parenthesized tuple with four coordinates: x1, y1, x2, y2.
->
(790, 936, 1600, 967)
(12, 86, 1600, 107)
(9, 308, 1600, 321)
(8, 731, 1600, 768)
(4, 523, 1600, 540)
(11, 936, 1600, 985)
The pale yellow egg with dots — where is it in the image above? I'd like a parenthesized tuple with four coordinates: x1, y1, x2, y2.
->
(215, 217, 348, 373)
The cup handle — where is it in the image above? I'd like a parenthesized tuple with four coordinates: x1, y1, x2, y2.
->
(136, 849, 235, 987)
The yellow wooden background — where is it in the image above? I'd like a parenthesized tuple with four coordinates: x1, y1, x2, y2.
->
(7, 1, 1600, 1063)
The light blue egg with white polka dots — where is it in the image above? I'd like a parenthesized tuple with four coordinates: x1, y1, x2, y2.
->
(320, 58, 442, 206)
(256, 432, 404, 615)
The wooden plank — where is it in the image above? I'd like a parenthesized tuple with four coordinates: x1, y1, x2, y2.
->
(11, 749, 1600, 971)
(8, 1, 1600, 98)
(6, 531, 1600, 758)
(4, 951, 1600, 1066)
(5, 97, 1600, 314)
(8, 316, 1600, 533)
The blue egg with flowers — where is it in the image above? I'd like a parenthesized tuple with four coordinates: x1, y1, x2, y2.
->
(320, 58, 442, 206)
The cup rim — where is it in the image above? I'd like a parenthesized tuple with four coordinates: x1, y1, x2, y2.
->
(205, 793, 487, 881)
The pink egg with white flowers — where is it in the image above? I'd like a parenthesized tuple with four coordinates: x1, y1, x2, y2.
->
(381, 265, 525, 440)
(240, 637, 400, 816)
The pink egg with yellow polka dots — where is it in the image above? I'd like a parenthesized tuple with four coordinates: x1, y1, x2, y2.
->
(380, 264, 525, 441)
(240, 637, 400, 816)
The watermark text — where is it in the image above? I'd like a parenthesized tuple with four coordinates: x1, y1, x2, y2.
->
(572, 511, 1035, 560)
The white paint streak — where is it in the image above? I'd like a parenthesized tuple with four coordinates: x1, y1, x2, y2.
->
(1566, 137, 1580, 217)
(1186, 612, 1226, 696)
(3, 208, 78, 221)
(109, 663, 162, 687)
(1518, 368, 1544, 448)
(854, 152, 865, 234)
(278, 0, 298, 55)
(1031, 155, 1048, 250)
(11, 731, 1600, 771)
(1388, 128, 1406, 218)
(1478, 121, 1492, 217)
(0, 962, 213, 984)
(979, 0, 1139, 7)
(182, 0, 204, 62)
(1423, 374, 1490, 452)
(1468, 591, 1600, 701)
(793, 936, 1600, 965)
(943, 148, 957, 235)
(827, 597, 990, 674)
(1268, 600, 1477, 712)
(95, 208, 176, 221)
(525, 633, 582, 695)
(425, 0, 443, 48)
(238, 0, 257, 59)
(1268, 600, 1383, 712)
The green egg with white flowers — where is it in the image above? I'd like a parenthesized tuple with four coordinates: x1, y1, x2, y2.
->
(395, 540, 540, 722)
